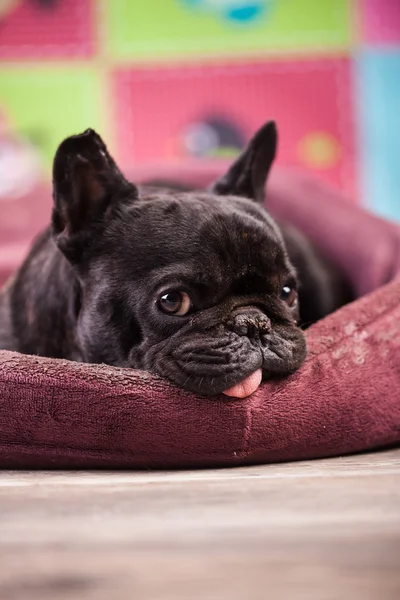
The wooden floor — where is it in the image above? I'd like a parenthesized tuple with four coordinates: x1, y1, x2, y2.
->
(0, 449, 399, 600)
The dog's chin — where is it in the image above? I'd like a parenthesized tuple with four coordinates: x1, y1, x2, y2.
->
(139, 326, 307, 398)
(157, 357, 264, 397)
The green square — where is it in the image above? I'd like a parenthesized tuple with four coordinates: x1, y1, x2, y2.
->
(0, 67, 104, 170)
(106, 0, 352, 61)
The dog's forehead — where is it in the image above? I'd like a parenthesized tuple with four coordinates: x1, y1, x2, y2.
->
(137, 190, 280, 239)
(167, 190, 279, 249)
(105, 190, 289, 279)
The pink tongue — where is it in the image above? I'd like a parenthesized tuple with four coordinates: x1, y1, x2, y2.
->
(222, 368, 263, 398)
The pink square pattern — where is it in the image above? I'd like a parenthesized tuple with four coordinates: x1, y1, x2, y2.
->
(361, 0, 400, 44)
(113, 59, 357, 200)
(0, 0, 94, 59)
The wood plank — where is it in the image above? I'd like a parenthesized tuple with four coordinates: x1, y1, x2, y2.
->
(0, 449, 399, 599)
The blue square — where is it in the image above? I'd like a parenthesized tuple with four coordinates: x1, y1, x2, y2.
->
(356, 50, 400, 221)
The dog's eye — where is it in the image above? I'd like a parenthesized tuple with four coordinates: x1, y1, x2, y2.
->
(158, 291, 192, 316)
(280, 285, 297, 307)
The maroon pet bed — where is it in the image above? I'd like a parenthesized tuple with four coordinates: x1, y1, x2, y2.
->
(0, 168, 399, 468)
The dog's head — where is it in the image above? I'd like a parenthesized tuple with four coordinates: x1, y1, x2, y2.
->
(51, 122, 306, 397)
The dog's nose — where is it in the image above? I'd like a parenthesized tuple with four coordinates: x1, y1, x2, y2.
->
(229, 309, 271, 339)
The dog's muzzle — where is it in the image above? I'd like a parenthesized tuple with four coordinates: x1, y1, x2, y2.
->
(144, 305, 306, 397)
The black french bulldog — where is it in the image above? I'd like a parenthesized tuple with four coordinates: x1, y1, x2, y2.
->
(0, 122, 352, 397)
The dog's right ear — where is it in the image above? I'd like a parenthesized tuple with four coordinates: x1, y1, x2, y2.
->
(52, 129, 138, 256)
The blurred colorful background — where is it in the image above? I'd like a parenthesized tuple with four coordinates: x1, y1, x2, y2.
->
(0, 0, 399, 220)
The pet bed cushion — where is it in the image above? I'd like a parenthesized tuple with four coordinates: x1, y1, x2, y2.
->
(0, 168, 399, 468)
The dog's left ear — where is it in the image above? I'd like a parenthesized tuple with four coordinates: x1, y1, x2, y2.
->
(52, 129, 138, 253)
(210, 120, 277, 204)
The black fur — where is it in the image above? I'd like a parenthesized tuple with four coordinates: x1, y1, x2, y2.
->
(0, 122, 352, 395)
